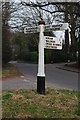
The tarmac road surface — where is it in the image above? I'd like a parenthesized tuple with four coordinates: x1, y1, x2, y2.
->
(2, 62, 78, 90)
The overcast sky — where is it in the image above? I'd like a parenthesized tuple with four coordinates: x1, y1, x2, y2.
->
(8, 0, 71, 43)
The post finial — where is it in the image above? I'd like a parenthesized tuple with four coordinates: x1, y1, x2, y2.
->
(38, 20, 45, 25)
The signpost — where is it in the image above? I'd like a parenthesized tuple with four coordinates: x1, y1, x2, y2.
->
(24, 26, 39, 34)
(44, 36, 62, 50)
(47, 0, 79, 2)
(44, 23, 68, 32)
(24, 22, 69, 94)
(37, 20, 45, 94)
(24, 23, 68, 34)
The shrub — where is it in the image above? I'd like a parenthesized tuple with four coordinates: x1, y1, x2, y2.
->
(21, 51, 38, 63)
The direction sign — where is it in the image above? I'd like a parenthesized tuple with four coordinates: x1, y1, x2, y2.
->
(24, 23, 68, 34)
(44, 36, 62, 50)
(24, 26, 39, 34)
(47, 0, 79, 2)
(44, 23, 68, 32)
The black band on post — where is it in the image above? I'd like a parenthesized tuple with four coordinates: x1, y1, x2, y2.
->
(37, 76, 45, 95)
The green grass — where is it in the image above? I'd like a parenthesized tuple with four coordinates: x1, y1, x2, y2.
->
(2, 89, 80, 119)
(2, 63, 21, 79)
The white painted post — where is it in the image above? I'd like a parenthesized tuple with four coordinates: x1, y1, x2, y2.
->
(37, 20, 45, 94)
(37, 24, 45, 77)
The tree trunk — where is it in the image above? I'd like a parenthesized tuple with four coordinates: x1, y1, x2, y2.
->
(64, 4, 69, 61)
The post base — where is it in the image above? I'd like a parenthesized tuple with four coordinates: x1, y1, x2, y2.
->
(37, 76, 45, 95)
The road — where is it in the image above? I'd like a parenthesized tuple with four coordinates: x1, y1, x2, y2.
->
(2, 62, 78, 90)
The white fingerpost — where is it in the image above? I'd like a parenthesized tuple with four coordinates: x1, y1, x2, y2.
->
(37, 20, 45, 94)
(24, 21, 69, 95)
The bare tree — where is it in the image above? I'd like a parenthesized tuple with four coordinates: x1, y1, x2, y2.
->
(2, 2, 12, 64)
(3, 1, 79, 62)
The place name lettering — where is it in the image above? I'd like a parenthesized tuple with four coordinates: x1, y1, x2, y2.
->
(46, 40, 55, 43)
(46, 46, 57, 49)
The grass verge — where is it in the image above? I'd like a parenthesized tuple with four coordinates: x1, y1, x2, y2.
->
(2, 88, 80, 119)
(2, 63, 21, 79)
